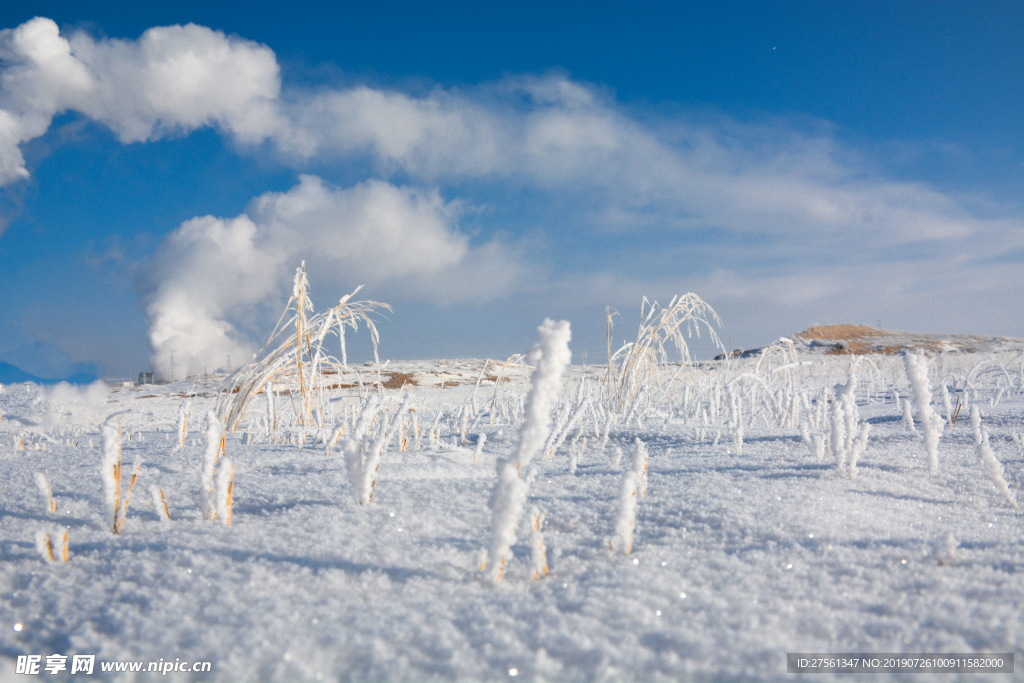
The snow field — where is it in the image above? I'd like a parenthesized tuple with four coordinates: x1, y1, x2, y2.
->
(0, 348, 1021, 681)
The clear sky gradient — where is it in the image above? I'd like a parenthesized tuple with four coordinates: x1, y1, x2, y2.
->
(0, 1, 1021, 379)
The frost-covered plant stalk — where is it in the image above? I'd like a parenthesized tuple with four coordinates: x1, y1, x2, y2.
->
(150, 486, 171, 522)
(176, 402, 190, 449)
(35, 528, 68, 563)
(732, 413, 744, 455)
(341, 395, 413, 505)
(34, 471, 56, 513)
(901, 399, 915, 432)
(599, 413, 615, 454)
(848, 423, 870, 480)
(970, 405, 982, 445)
(831, 380, 849, 474)
(485, 319, 572, 583)
(529, 506, 549, 581)
(215, 457, 235, 525)
(473, 433, 487, 464)
(265, 383, 276, 435)
(977, 428, 1019, 510)
(358, 396, 412, 505)
(101, 420, 140, 533)
(633, 437, 649, 498)
(904, 353, 943, 473)
(201, 412, 225, 521)
(941, 386, 953, 425)
(611, 438, 648, 555)
(100, 420, 121, 531)
(568, 428, 586, 474)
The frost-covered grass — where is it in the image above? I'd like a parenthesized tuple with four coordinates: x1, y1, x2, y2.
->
(0, 348, 1021, 682)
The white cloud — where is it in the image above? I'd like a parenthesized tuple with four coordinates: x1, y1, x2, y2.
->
(0, 17, 280, 185)
(140, 175, 524, 378)
(2, 17, 1017, 260)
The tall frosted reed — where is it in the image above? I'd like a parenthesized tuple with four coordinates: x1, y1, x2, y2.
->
(485, 319, 571, 583)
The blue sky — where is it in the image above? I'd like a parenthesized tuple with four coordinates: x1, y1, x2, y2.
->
(0, 1, 1021, 380)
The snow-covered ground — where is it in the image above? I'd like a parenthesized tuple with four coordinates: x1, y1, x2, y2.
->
(0, 349, 1021, 682)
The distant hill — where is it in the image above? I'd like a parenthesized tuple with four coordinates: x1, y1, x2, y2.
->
(0, 361, 98, 385)
(717, 325, 1024, 360)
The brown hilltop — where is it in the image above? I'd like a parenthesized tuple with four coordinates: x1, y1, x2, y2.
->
(793, 325, 1023, 356)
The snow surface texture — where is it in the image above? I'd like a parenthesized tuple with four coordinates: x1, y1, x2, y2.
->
(0, 350, 1022, 682)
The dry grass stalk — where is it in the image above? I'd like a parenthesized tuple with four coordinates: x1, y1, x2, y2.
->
(216, 263, 390, 433)
(605, 294, 723, 417)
